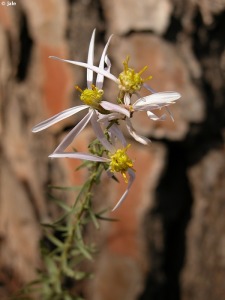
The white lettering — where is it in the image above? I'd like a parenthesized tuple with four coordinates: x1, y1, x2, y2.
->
(3, 1, 17, 5)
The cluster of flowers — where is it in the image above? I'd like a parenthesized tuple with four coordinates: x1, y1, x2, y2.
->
(32, 29, 181, 211)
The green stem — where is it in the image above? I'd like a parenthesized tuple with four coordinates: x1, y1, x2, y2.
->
(56, 161, 104, 295)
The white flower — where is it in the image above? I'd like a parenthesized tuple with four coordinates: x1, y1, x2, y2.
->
(99, 91, 181, 144)
(49, 48, 181, 145)
(49, 55, 153, 105)
(32, 29, 113, 152)
(50, 132, 135, 212)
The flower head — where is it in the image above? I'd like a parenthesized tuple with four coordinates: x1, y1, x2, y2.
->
(49, 124, 135, 211)
(50, 143, 135, 211)
(109, 144, 134, 183)
(118, 56, 152, 102)
(75, 84, 104, 112)
(32, 28, 181, 211)
(32, 29, 113, 152)
(100, 91, 181, 144)
(49, 54, 153, 105)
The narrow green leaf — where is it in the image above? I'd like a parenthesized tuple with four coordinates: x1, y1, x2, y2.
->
(76, 243, 93, 261)
(48, 185, 82, 191)
(95, 215, 119, 222)
(45, 232, 64, 248)
(74, 271, 89, 280)
(47, 194, 72, 212)
(89, 209, 100, 229)
(76, 160, 92, 171)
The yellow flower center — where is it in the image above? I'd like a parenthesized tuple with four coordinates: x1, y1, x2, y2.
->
(76, 85, 104, 110)
(109, 144, 134, 183)
(118, 56, 152, 98)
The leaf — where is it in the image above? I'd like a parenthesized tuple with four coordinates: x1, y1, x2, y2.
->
(45, 232, 64, 249)
(41, 212, 69, 228)
(96, 215, 119, 222)
(47, 194, 72, 212)
(76, 242, 93, 261)
(76, 160, 92, 171)
(89, 209, 100, 229)
(74, 271, 89, 280)
(48, 185, 82, 191)
(70, 249, 82, 257)
(62, 264, 88, 281)
(95, 209, 119, 222)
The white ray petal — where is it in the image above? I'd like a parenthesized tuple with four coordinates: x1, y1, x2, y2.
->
(32, 105, 88, 132)
(134, 92, 181, 108)
(111, 169, 135, 211)
(87, 29, 96, 88)
(147, 111, 166, 121)
(104, 55, 111, 72)
(109, 124, 127, 147)
(126, 118, 151, 145)
(134, 104, 163, 111)
(53, 110, 94, 153)
(165, 106, 174, 122)
(91, 111, 115, 153)
(143, 83, 156, 93)
(98, 112, 121, 122)
(96, 34, 113, 89)
(100, 101, 130, 118)
(124, 93, 131, 106)
(49, 152, 109, 162)
(49, 56, 118, 83)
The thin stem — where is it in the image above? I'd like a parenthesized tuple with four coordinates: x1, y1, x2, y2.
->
(50, 160, 104, 297)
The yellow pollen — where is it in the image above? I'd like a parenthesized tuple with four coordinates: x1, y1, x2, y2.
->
(118, 56, 152, 98)
(76, 84, 104, 110)
(109, 144, 134, 183)
(75, 85, 83, 93)
(138, 66, 148, 75)
(123, 56, 130, 73)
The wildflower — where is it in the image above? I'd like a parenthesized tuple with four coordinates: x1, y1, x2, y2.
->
(49, 55, 152, 105)
(109, 144, 133, 183)
(50, 141, 135, 212)
(117, 56, 152, 102)
(99, 91, 181, 144)
(32, 29, 113, 152)
(49, 48, 181, 145)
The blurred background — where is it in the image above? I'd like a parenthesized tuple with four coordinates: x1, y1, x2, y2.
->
(0, 0, 225, 299)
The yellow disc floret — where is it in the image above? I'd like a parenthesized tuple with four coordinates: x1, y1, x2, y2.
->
(109, 144, 134, 183)
(118, 56, 152, 94)
(75, 84, 104, 110)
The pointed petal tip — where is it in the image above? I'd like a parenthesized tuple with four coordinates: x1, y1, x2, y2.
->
(159, 91, 181, 99)
(163, 91, 181, 101)
(49, 56, 65, 63)
(32, 124, 47, 133)
(111, 169, 135, 211)
(111, 205, 118, 212)
(31, 127, 39, 133)
(173, 92, 181, 100)
(49, 56, 69, 63)
(49, 55, 58, 60)
(157, 91, 182, 101)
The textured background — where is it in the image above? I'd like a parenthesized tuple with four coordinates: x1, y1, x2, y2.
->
(0, 0, 225, 299)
